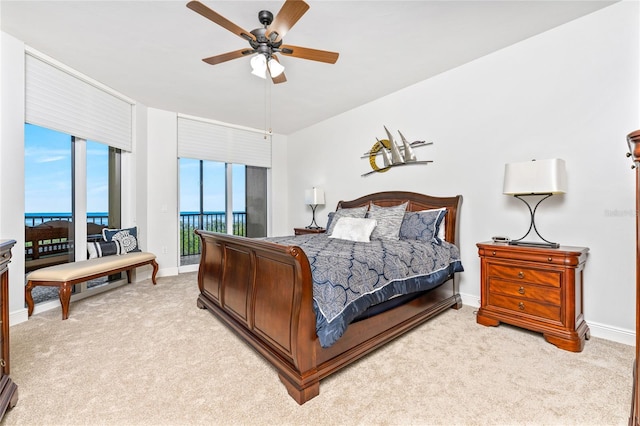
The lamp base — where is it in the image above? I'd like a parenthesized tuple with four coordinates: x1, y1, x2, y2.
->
(510, 194, 560, 249)
(307, 204, 320, 229)
(509, 240, 560, 249)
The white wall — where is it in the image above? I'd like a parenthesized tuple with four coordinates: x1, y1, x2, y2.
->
(269, 132, 290, 236)
(145, 108, 179, 277)
(0, 32, 27, 324)
(286, 2, 639, 344)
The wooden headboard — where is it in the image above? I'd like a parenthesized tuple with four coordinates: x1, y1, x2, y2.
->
(336, 191, 462, 246)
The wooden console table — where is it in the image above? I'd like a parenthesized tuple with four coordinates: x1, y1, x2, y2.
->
(0, 240, 18, 419)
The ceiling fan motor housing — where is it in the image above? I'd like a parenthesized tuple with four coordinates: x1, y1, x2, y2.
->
(258, 10, 273, 26)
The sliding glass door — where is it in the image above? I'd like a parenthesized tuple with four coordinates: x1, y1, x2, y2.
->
(179, 159, 266, 266)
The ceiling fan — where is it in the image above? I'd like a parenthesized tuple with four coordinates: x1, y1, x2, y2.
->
(186, 0, 339, 84)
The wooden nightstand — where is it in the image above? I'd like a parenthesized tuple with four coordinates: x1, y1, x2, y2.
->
(294, 227, 325, 235)
(476, 242, 590, 352)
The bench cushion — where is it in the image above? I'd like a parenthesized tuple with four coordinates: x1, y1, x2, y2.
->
(26, 252, 156, 283)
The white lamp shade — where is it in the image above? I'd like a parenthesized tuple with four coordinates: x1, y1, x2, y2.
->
(268, 58, 285, 77)
(250, 54, 267, 79)
(503, 158, 567, 195)
(304, 188, 325, 205)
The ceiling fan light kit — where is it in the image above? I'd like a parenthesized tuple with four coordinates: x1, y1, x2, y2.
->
(187, 0, 339, 84)
(250, 54, 268, 79)
(267, 58, 285, 78)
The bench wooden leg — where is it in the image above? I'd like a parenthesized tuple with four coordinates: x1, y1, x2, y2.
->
(59, 283, 72, 320)
(25, 281, 35, 317)
(151, 260, 158, 285)
(125, 261, 157, 285)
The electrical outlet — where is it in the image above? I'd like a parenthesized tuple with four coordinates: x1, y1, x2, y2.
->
(162, 246, 168, 254)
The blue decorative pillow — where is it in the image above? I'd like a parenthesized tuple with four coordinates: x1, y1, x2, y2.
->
(326, 212, 335, 232)
(367, 202, 408, 240)
(87, 240, 123, 259)
(326, 206, 369, 236)
(102, 227, 141, 253)
(399, 208, 447, 244)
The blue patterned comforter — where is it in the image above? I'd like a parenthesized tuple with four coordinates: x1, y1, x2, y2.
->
(264, 234, 464, 348)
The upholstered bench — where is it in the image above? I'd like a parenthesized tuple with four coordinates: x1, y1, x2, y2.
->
(25, 252, 158, 320)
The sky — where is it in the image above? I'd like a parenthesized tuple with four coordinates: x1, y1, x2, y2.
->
(25, 123, 245, 214)
(25, 123, 106, 213)
(179, 159, 245, 212)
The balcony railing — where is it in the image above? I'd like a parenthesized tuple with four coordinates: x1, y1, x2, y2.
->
(25, 213, 110, 227)
(24, 212, 246, 261)
(180, 212, 246, 258)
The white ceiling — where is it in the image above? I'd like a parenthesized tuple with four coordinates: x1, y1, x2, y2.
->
(1, 1, 615, 135)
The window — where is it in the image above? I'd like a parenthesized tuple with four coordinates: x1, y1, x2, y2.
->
(179, 159, 265, 266)
(25, 123, 123, 306)
(25, 124, 74, 272)
(231, 164, 246, 236)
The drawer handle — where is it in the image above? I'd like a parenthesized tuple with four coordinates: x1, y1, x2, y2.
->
(548, 257, 552, 262)
(517, 271, 524, 279)
(492, 251, 496, 256)
(518, 302, 525, 310)
(518, 286, 525, 295)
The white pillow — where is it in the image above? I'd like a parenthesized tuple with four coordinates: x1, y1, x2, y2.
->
(326, 205, 369, 235)
(328, 217, 377, 242)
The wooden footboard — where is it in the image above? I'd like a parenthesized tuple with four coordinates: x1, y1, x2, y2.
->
(196, 232, 321, 402)
(195, 191, 462, 404)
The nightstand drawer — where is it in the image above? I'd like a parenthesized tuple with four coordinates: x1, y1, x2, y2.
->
(489, 279, 561, 305)
(488, 293, 561, 322)
(480, 246, 581, 267)
(487, 263, 560, 287)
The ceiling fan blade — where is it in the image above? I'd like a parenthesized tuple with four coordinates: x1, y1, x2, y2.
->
(267, 0, 310, 43)
(202, 49, 254, 66)
(271, 72, 287, 84)
(279, 45, 339, 64)
(269, 55, 287, 84)
(187, 1, 255, 42)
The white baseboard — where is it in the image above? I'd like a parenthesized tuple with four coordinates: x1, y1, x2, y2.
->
(460, 292, 481, 309)
(587, 320, 635, 346)
(156, 266, 179, 278)
(459, 291, 634, 347)
(178, 264, 199, 274)
(10, 308, 28, 327)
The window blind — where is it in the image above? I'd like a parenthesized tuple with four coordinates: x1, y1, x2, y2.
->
(177, 116, 272, 168)
(25, 51, 134, 152)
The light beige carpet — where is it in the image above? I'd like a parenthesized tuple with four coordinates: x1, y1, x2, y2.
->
(3, 272, 634, 426)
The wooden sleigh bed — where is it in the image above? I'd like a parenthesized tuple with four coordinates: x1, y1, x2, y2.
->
(195, 191, 463, 404)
